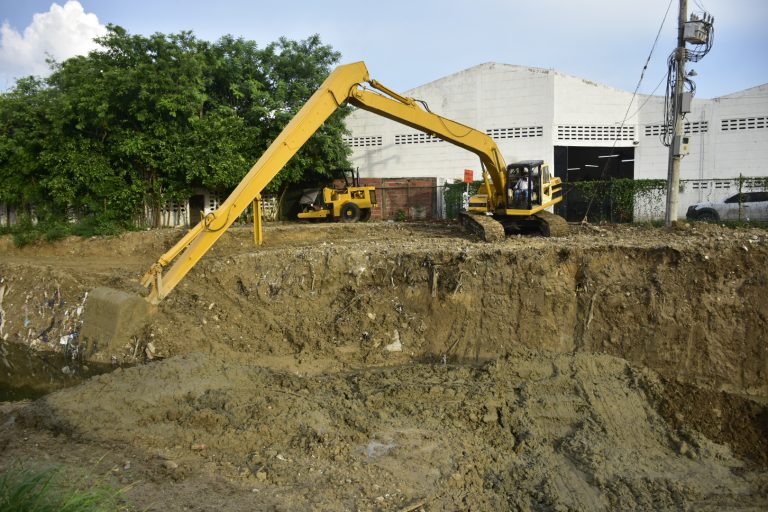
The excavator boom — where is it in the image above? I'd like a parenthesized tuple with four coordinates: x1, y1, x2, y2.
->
(142, 61, 511, 304)
(83, 60, 561, 354)
(141, 62, 370, 304)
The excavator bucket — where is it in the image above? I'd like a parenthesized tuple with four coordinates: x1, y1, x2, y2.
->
(80, 287, 152, 358)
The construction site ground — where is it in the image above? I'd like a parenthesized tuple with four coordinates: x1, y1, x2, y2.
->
(0, 220, 766, 511)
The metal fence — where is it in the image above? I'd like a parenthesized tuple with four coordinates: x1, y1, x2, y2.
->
(556, 176, 767, 223)
(368, 177, 767, 224)
(3, 176, 765, 229)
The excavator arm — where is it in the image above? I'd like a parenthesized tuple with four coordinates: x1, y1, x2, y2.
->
(348, 82, 508, 209)
(141, 61, 511, 304)
(141, 62, 368, 303)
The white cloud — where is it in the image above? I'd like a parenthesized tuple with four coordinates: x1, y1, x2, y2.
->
(0, 1, 107, 88)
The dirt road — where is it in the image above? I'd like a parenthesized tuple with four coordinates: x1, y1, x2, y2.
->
(1, 221, 766, 510)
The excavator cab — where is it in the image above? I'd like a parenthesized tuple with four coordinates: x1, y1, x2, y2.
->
(80, 61, 566, 356)
(506, 160, 544, 210)
(470, 159, 566, 238)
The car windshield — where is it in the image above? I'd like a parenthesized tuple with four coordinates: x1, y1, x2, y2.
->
(724, 192, 768, 204)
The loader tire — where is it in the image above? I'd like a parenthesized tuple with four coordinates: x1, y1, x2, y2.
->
(359, 208, 372, 222)
(340, 202, 361, 222)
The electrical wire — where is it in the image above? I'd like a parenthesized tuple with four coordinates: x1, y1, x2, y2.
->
(661, 9, 714, 146)
(578, 0, 674, 222)
(693, 0, 707, 11)
(638, 0, 676, 93)
(621, 71, 669, 123)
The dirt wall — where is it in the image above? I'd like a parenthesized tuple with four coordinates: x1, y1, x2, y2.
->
(141, 224, 767, 400)
(1, 222, 766, 511)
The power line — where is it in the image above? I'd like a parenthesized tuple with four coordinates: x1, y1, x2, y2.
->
(693, 0, 707, 12)
(615, 0, 675, 145)
(622, 71, 669, 122)
(661, 6, 714, 147)
(579, 0, 674, 222)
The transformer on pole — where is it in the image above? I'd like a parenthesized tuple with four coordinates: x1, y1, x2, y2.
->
(663, 2, 714, 225)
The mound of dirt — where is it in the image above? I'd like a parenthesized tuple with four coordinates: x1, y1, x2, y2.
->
(14, 350, 767, 511)
(1, 221, 767, 510)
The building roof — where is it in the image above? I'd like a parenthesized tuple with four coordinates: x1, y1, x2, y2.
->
(406, 62, 767, 100)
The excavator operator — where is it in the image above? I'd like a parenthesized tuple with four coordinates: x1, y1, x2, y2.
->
(514, 170, 530, 205)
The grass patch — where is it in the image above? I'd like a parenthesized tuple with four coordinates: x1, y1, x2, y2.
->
(0, 464, 128, 511)
(2, 215, 130, 248)
(69, 217, 124, 238)
(631, 220, 666, 228)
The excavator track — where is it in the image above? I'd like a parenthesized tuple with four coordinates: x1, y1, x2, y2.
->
(459, 212, 505, 242)
(534, 210, 569, 237)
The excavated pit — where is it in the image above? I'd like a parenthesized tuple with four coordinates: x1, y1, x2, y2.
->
(0, 222, 766, 510)
(147, 223, 767, 400)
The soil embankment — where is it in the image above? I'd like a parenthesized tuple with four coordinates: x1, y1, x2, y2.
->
(1, 222, 766, 510)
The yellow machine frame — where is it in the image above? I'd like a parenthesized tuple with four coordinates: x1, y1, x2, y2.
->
(297, 184, 377, 222)
(141, 61, 562, 304)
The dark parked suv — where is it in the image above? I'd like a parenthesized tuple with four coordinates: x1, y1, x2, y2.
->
(686, 191, 768, 222)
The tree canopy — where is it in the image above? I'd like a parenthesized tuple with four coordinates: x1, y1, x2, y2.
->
(0, 26, 350, 228)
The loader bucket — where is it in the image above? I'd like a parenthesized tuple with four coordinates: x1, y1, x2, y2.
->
(80, 287, 152, 358)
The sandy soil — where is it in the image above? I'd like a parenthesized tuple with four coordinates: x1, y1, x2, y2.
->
(0, 220, 767, 511)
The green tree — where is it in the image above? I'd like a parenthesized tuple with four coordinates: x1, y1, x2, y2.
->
(254, 35, 350, 189)
(0, 25, 350, 229)
(0, 77, 53, 221)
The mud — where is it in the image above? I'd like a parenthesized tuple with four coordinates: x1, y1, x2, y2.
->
(1, 221, 767, 511)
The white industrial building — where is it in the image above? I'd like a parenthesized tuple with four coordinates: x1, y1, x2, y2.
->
(343, 63, 768, 220)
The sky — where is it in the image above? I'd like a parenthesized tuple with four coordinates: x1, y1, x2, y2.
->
(0, 0, 766, 99)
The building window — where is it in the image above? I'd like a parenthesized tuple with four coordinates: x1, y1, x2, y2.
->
(486, 126, 544, 139)
(720, 116, 767, 131)
(557, 125, 636, 141)
(741, 178, 764, 189)
(394, 133, 443, 145)
(691, 181, 709, 190)
(644, 121, 708, 136)
(343, 135, 383, 147)
(208, 193, 222, 211)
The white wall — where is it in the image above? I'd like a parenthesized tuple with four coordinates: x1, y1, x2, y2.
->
(0, 203, 17, 226)
(345, 63, 554, 181)
(553, 73, 639, 151)
(345, 63, 768, 221)
(635, 84, 768, 217)
(708, 85, 768, 179)
(636, 84, 768, 180)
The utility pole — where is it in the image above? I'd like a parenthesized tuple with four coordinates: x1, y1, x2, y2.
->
(664, 0, 687, 226)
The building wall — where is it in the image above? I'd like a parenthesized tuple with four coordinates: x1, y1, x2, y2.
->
(707, 86, 768, 179)
(346, 63, 767, 220)
(553, 74, 639, 154)
(358, 177, 438, 220)
(635, 84, 768, 215)
(0, 203, 17, 227)
(345, 63, 554, 182)
(154, 190, 223, 228)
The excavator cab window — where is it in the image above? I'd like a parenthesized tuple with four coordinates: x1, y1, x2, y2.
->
(507, 162, 544, 209)
(530, 165, 542, 205)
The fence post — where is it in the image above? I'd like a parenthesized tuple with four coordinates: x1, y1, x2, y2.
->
(738, 173, 744, 221)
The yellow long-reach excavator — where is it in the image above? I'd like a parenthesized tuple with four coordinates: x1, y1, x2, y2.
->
(81, 61, 565, 352)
